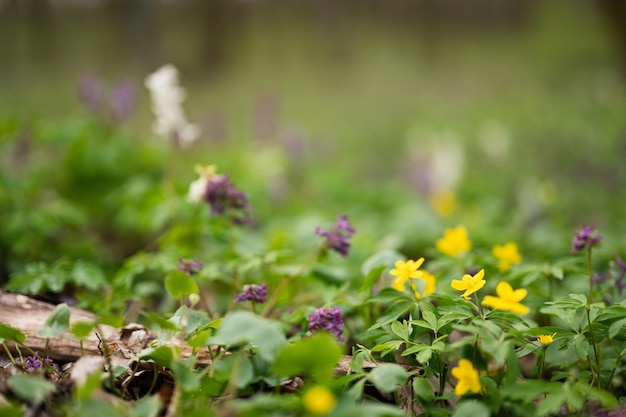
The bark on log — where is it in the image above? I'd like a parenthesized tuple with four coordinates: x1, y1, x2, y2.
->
(1, 290, 424, 415)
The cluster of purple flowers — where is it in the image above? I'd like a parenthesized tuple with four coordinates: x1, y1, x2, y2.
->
(205, 175, 250, 225)
(235, 283, 269, 304)
(77, 72, 137, 123)
(571, 226, 602, 253)
(24, 353, 58, 372)
(176, 258, 204, 276)
(308, 306, 345, 342)
(315, 215, 356, 257)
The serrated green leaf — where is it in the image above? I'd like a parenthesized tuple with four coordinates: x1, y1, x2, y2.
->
(72, 260, 106, 290)
(608, 318, 626, 339)
(390, 320, 410, 341)
(367, 363, 408, 393)
(573, 334, 589, 360)
(569, 293, 587, 305)
(422, 310, 438, 331)
(164, 269, 198, 299)
(38, 303, 70, 338)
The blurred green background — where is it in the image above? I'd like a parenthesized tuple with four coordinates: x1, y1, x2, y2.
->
(1, 0, 626, 283)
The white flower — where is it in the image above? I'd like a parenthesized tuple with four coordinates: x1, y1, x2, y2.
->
(186, 164, 218, 203)
(187, 176, 209, 203)
(145, 64, 200, 148)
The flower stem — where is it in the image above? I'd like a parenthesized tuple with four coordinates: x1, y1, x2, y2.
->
(587, 247, 594, 304)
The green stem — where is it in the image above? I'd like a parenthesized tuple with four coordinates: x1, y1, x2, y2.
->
(2, 342, 16, 364)
(587, 247, 593, 304)
(586, 308, 601, 388)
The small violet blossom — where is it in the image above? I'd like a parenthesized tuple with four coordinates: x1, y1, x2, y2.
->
(308, 306, 345, 342)
(315, 215, 356, 257)
(235, 283, 268, 304)
(571, 226, 602, 253)
(24, 353, 58, 372)
(176, 258, 204, 276)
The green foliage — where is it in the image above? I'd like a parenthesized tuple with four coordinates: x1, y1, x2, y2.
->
(38, 303, 70, 338)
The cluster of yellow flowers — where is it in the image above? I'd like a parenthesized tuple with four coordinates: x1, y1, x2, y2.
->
(389, 226, 540, 398)
(436, 225, 522, 272)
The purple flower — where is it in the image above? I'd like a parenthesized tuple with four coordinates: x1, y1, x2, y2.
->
(204, 175, 250, 224)
(571, 226, 602, 253)
(176, 258, 204, 276)
(308, 306, 345, 342)
(235, 283, 269, 304)
(24, 355, 42, 371)
(110, 79, 137, 122)
(24, 353, 58, 372)
(315, 215, 356, 257)
(77, 72, 104, 113)
(615, 253, 626, 295)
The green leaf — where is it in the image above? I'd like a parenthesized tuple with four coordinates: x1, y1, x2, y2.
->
(390, 320, 410, 341)
(367, 363, 408, 393)
(72, 260, 106, 290)
(131, 395, 162, 417)
(369, 299, 415, 330)
(608, 317, 626, 339)
(452, 400, 490, 417)
(170, 358, 201, 392)
(573, 334, 589, 360)
(413, 377, 434, 404)
(137, 345, 180, 368)
(361, 264, 388, 293)
(0, 323, 26, 344)
(140, 311, 181, 332)
(75, 372, 102, 401)
(569, 293, 587, 305)
(214, 351, 254, 389)
(422, 310, 438, 332)
(164, 269, 198, 299)
(361, 249, 403, 277)
(272, 333, 342, 381)
(38, 303, 70, 338)
(70, 321, 97, 340)
(8, 374, 56, 403)
(208, 311, 286, 362)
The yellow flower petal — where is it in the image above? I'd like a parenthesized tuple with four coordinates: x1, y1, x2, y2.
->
(303, 386, 337, 415)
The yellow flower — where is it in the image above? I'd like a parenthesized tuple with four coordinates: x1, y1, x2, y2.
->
(436, 226, 472, 257)
(430, 189, 457, 217)
(390, 258, 425, 285)
(393, 267, 436, 299)
(303, 385, 337, 415)
(537, 333, 556, 345)
(481, 281, 529, 315)
(492, 242, 522, 272)
(451, 359, 482, 396)
(451, 269, 486, 300)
